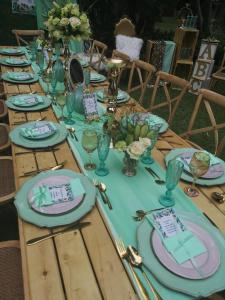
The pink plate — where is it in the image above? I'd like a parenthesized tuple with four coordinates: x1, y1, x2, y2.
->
(180, 152, 224, 179)
(28, 175, 85, 215)
(151, 219, 220, 279)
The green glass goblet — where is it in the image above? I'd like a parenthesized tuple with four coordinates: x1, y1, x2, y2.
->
(82, 129, 98, 170)
(141, 125, 161, 164)
(184, 151, 210, 197)
(159, 159, 184, 207)
(95, 133, 111, 176)
(65, 92, 75, 125)
(55, 92, 67, 121)
(36, 50, 45, 76)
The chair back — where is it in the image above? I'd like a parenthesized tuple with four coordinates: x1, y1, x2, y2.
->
(180, 88, 225, 156)
(12, 29, 44, 46)
(126, 59, 155, 104)
(0, 241, 24, 300)
(89, 40, 108, 72)
(149, 71, 190, 124)
(145, 40, 176, 74)
(0, 156, 15, 204)
(114, 17, 136, 37)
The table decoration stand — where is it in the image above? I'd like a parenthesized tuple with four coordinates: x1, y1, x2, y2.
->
(105, 58, 126, 114)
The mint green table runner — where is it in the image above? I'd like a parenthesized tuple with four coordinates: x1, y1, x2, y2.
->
(50, 102, 209, 300)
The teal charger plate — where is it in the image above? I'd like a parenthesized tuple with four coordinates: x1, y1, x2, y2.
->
(1, 72, 39, 84)
(9, 121, 68, 148)
(0, 48, 25, 56)
(165, 148, 225, 186)
(137, 211, 225, 298)
(0, 58, 31, 67)
(14, 169, 96, 227)
(6, 95, 51, 112)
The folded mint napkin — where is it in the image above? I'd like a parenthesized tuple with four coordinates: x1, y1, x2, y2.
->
(6, 58, 27, 65)
(32, 178, 85, 208)
(147, 208, 207, 264)
(20, 122, 56, 138)
(13, 95, 43, 106)
(9, 72, 34, 81)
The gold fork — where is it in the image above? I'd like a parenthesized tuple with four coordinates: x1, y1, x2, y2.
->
(115, 238, 149, 300)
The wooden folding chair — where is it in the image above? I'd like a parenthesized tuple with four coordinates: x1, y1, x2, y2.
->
(148, 71, 190, 124)
(0, 240, 24, 300)
(0, 124, 11, 153)
(123, 59, 156, 104)
(89, 40, 108, 72)
(180, 89, 225, 156)
(0, 157, 15, 205)
(114, 17, 136, 37)
(12, 29, 44, 46)
(0, 99, 8, 121)
(210, 47, 225, 90)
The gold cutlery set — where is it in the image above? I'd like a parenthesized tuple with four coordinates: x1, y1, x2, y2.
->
(115, 238, 160, 300)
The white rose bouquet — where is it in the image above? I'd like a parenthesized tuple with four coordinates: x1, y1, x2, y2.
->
(45, 2, 91, 41)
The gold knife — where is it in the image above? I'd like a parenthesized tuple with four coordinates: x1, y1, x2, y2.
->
(26, 221, 91, 245)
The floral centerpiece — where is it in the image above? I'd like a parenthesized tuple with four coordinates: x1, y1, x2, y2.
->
(45, 2, 91, 42)
(104, 113, 155, 176)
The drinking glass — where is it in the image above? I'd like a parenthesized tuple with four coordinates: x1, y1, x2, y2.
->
(159, 159, 184, 207)
(36, 50, 45, 75)
(141, 125, 161, 164)
(83, 67, 91, 89)
(55, 92, 67, 121)
(184, 151, 210, 197)
(42, 72, 51, 96)
(65, 92, 75, 125)
(30, 40, 37, 61)
(50, 70, 57, 100)
(95, 133, 111, 176)
(82, 129, 98, 170)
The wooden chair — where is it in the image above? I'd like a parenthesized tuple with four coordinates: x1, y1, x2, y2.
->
(0, 157, 15, 205)
(145, 40, 176, 74)
(12, 29, 44, 46)
(0, 124, 11, 153)
(210, 47, 225, 90)
(148, 71, 190, 124)
(89, 40, 108, 72)
(180, 89, 225, 156)
(118, 59, 155, 104)
(0, 99, 8, 121)
(0, 240, 24, 300)
(114, 17, 136, 37)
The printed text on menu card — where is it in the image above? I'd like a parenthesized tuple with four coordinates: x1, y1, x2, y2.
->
(153, 208, 186, 239)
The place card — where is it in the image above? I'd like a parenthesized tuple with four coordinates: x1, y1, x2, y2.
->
(152, 208, 186, 238)
(83, 92, 99, 120)
(49, 183, 74, 203)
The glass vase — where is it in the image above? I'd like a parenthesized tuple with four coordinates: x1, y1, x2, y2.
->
(122, 152, 138, 177)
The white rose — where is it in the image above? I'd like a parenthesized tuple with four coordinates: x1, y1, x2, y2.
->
(127, 141, 146, 160)
(139, 137, 151, 148)
(69, 17, 81, 29)
(60, 18, 69, 27)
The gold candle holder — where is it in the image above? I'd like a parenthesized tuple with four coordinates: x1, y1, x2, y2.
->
(105, 58, 126, 113)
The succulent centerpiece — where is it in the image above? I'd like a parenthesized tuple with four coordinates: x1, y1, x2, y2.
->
(104, 112, 158, 176)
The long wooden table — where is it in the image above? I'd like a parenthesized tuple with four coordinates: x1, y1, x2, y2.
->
(2, 49, 225, 300)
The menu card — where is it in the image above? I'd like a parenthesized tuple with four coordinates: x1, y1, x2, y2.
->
(83, 92, 99, 120)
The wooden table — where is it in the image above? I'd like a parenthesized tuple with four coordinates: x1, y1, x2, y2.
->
(2, 49, 225, 300)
